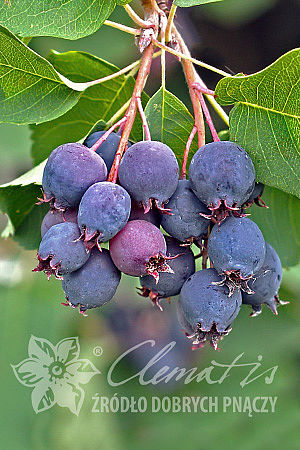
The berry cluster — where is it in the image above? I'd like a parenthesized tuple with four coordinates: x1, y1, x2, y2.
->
(34, 135, 287, 349)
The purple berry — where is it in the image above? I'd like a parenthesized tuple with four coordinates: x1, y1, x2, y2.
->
(179, 268, 242, 350)
(189, 141, 255, 223)
(161, 179, 210, 243)
(84, 131, 131, 172)
(129, 199, 161, 228)
(242, 242, 288, 316)
(77, 182, 131, 250)
(33, 222, 89, 279)
(118, 141, 179, 213)
(62, 248, 121, 314)
(41, 208, 78, 237)
(41, 143, 107, 210)
(139, 236, 196, 309)
(109, 220, 172, 281)
(207, 217, 266, 294)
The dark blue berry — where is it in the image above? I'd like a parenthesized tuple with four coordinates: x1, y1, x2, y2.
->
(207, 217, 266, 294)
(77, 182, 131, 250)
(179, 268, 242, 349)
(242, 182, 267, 209)
(42, 143, 107, 210)
(189, 141, 255, 222)
(118, 141, 179, 213)
(129, 199, 161, 228)
(139, 236, 195, 309)
(41, 209, 78, 237)
(242, 242, 287, 316)
(33, 222, 89, 279)
(62, 248, 121, 314)
(161, 179, 210, 243)
(84, 131, 131, 172)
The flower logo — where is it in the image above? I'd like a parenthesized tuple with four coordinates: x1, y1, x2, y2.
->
(11, 336, 100, 415)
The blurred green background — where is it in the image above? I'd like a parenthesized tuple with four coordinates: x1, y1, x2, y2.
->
(0, 1, 300, 449)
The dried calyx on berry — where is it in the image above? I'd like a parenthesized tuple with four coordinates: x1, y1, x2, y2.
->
(207, 217, 266, 295)
(189, 141, 255, 224)
(242, 182, 268, 210)
(77, 181, 131, 251)
(118, 140, 179, 213)
(139, 236, 195, 310)
(242, 242, 289, 316)
(179, 269, 242, 350)
(33, 222, 89, 279)
(109, 220, 174, 282)
(40, 143, 107, 211)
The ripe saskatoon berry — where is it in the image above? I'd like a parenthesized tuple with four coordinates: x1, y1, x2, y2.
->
(41, 208, 78, 237)
(242, 182, 267, 209)
(84, 131, 131, 172)
(189, 141, 255, 223)
(77, 182, 131, 250)
(139, 236, 196, 310)
(118, 141, 179, 213)
(62, 248, 121, 315)
(242, 242, 288, 316)
(207, 217, 266, 295)
(109, 220, 172, 281)
(41, 143, 107, 210)
(33, 222, 89, 279)
(179, 268, 242, 350)
(160, 179, 210, 244)
(129, 199, 161, 228)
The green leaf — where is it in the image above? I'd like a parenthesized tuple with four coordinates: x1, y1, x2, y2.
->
(145, 87, 198, 169)
(215, 49, 300, 198)
(0, 162, 46, 249)
(175, 0, 222, 6)
(250, 186, 300, 268)
(30, 51, 147, 165)
(0, 1, 115, 40)
(0, 26, 80, 125)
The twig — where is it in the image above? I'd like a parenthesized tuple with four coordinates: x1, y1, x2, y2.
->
(195, 90, 220, 142)
(152, 38, 231, 77)
(181, 126, 197, 179)
(136, 96, 151, 140)
(124, 4, 156, 29)
(104, 20, 140, 36)
(108, 43, 156, 183)
(165, 4, 177, 43)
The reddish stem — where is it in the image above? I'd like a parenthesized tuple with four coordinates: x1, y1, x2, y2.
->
(181, 125, 197, 179)
(90, 117, 127, 152)
(136, 96, 151, 140)
(192, 82, 215, 97)
(108, 43, 156, 184)
(195, 90, 220, 143)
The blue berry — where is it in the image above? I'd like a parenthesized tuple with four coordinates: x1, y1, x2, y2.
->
(161, 179, 210, 243)
(129, 199, 161, 228)
(207, 217, 265, 294)
(41, 143, 107, 210)
(33, 222, 89, 279)
(242, 242, 288, 316)
(41, 208, 78, 237)
(189, 141, 255, 222)
(118, 141, 179, 213)
(139, 236, 195, 309)
(242, 182, 267, 209)
(84, 131, 131, 172)
(77, 182, 131, 250)
(62, 248, 121, 314)
(179, 268, 242, 349)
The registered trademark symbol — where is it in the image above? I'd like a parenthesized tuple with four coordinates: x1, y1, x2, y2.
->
(93, 346, 103, 357)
